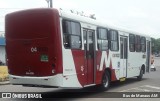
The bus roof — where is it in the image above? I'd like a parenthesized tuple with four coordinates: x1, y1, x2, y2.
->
(5, 8, 151, 40)
(59, 9, 151, 39)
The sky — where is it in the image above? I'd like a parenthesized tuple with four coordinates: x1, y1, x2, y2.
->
(0, 0, 160, 38)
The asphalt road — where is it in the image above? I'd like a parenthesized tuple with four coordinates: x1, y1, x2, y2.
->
(0, 57, 160, 101)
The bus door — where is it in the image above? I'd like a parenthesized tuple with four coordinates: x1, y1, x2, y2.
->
(146, 41, 151, 72)
(83, 29, 95, 85)
(120, 36, 128, 77)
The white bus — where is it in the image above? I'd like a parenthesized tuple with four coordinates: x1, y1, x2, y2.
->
(5, 8, 151, 90)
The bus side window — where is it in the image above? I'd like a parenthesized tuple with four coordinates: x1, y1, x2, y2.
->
(141, 37, 146, 52)
(97, 28, 108, 51)
(135, 35, 141, 52)
(62, 20, 82, 49)
(109, 30, 119, 51)
(129, 34, 135, 52)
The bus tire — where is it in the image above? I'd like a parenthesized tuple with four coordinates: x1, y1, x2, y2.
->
(137, 69, 143, 81)
(99, 70, 110, 90)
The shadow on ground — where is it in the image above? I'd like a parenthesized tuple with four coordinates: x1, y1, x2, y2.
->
(37, 77, 149, 100)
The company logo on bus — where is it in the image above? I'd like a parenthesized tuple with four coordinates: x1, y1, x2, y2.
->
(26, 69, 34, 75)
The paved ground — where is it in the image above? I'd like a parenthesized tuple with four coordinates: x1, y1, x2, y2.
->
(0, 57, 160, 101)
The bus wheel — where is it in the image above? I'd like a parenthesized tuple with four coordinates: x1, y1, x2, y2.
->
(137, 69, 143, 81)
(99, 71, 110, 90)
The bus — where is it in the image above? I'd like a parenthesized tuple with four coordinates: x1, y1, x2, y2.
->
(5, 8, 151, 90)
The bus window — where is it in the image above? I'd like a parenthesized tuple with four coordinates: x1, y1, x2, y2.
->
(129, 34, 135, 52)
(62, 20, 81, 49)
(135, 35, 141, 52)
(141, 37, 146, 52)
(109, 30, 119, 51)
(97, 28, 108, 51)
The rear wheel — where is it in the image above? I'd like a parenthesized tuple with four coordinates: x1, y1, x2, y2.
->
(137, 69, 143, 81)
(99, 71, 110, 90)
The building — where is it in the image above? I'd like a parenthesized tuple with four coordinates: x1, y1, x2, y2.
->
(0, 31, 5, 37)
(0, 37, 6, 64)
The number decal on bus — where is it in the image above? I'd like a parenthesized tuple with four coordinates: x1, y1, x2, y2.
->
(31, 47, 37, 52)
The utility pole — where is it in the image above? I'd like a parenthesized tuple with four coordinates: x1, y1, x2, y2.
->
(50, 0, 53, 8)
(46, 0, 53, 8)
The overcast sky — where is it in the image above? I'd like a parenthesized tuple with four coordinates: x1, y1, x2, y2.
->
(0, 0, 160, 38)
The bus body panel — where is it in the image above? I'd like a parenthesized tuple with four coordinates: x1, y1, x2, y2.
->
(6, 9, 63, 77)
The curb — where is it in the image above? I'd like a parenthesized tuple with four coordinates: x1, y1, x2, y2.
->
(0, 81, 10, 85)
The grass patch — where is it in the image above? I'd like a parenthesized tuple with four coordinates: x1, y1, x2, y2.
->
(0, 66, 9, 82)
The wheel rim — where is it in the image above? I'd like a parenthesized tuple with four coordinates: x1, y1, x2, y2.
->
(103, 74, 109, 87)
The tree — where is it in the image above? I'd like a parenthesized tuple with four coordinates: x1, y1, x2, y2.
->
(151, 38, 160, 54)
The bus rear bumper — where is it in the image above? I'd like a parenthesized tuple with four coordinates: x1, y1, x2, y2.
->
(9, 74, 63, 87)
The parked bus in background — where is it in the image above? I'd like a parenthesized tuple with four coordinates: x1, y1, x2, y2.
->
(5, 8, 151, 90)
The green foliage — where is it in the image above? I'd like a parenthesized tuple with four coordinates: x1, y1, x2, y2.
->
(152, 38, 160, 53)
